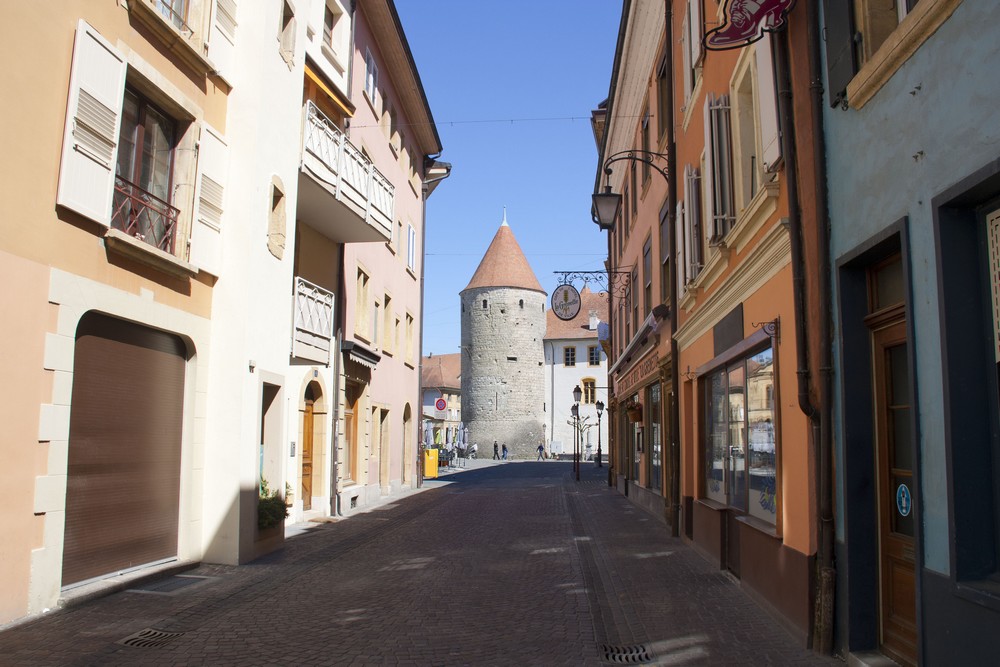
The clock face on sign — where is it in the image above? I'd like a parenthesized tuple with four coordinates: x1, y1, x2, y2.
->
(551, 284, 582, 321)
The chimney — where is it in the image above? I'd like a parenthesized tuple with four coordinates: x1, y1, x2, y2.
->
(589, 310, 599, 331)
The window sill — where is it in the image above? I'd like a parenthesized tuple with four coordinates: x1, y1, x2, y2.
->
(679, 284, 700, 313)
(364, 89, 380, 117)
(684, 242, 732, 310)
(385, 242, 397, 255)
(845, 0, 962, 109)
(104, 228, 198, 279)
(320, 43, 347, 76)
(728, 177, 780, 255)
(696, 497, 728, 512)
(354, 331, 372, 346)
(406, 267, 417, 280)
(681, 73, 704, 133)
(735, 513, 779, 539)
(128, 1, 213, 77)
(404, 359, 415, 369)
(954, 579, 1000, 614)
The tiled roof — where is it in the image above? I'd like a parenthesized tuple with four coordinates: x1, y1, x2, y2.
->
(421, 352, 461, 389)
(543, 287, 609, 340)
(462, 218, 544, 293)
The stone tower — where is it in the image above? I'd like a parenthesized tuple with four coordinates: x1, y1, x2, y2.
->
(460, 212, 546, 459)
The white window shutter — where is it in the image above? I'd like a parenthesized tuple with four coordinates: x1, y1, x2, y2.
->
(756, 34, 782, 171)
(702, 96, 715, 245)
(689, 0, 704, 67)
(675, 200, 686, 290)
(681, 13, 692, 103)
(209, 0, 237, 82)
(56, 20, 127, 226)
(190, 124, 228, 275)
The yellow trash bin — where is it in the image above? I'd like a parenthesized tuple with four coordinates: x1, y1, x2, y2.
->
(424, 448, 439, 479)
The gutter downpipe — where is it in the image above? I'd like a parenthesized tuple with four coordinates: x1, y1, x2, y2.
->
(774, 16, 833, 652)
(805, 0, 836, 653)
(664, 0, 680, 538)
(332, 245, 346, 517)
(418, 160, 451, 487)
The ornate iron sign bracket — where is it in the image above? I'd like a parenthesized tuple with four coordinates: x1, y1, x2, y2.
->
(554, 270, 632, 300)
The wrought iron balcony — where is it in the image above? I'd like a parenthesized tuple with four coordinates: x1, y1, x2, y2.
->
(293, 276, 335, 363)
(299, 100, 394, 243)
(111, 176, 180, 255)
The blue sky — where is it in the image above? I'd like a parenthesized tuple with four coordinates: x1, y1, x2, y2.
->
(394, 0, 623, 356)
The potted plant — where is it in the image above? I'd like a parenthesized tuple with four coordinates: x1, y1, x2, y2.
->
(258, 477, 288, 531)
(626, 402, 643, 423)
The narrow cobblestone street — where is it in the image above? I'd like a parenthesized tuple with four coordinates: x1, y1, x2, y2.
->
(0, 462, 838, 666)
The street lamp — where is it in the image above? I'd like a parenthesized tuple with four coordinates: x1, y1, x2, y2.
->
(595, 400, 604, 468)
(592, 186, 622, 231)
(572, 385, 582, 481)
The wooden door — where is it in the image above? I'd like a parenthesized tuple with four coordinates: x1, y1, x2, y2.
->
(872, 318, 916, 665)
(301, 399, 314, 511)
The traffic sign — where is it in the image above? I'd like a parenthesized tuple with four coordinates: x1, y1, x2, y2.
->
(435, 398, 447, 411)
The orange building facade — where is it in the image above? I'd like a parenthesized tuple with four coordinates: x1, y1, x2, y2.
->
(595, 0, 827, 646)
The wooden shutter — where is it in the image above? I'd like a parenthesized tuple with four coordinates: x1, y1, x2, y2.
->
(686, 166, 703, 274)
(689, 0, 704, 67)
(56, 20, 127, 225)
(209, 0, 237, 81)
(822, 0, 856, 108)
(709, 95, 734, 240)
(190, 124, 228, 275)
(702, 96, 715, 243)
(756, 34, 782, 171)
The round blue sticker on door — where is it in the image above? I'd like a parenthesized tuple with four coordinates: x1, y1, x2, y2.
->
(896, 483, 912, 517)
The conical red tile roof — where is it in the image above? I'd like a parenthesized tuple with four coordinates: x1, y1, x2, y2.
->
(462, 218, 544, 293)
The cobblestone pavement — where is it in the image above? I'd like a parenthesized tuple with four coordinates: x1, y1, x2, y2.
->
(0, 462, 840, 666)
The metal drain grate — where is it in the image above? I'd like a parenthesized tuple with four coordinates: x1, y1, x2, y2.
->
(117, 628, 186, 648)
(601, 644, 651, 664)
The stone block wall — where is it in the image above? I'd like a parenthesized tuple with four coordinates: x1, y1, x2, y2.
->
(460, 286, 546, 457)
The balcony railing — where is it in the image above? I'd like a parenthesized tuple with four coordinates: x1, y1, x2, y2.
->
(302, 100, 394, 237)
(111, 176, 180, 254)
(156, 0, 193, 37)
(293, 276, 335, 363)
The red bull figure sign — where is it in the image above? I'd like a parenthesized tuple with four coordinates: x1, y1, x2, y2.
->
(704, 0, 796, 51)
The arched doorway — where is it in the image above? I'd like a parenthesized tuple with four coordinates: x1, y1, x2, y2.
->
(301, 382, 322, 511)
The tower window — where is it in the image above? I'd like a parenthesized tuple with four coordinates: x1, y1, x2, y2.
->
(507, 356, 517, 362)
(482, 300, 487, 309)
(519, 299, 524, 308)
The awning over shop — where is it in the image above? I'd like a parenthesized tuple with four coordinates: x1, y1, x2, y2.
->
(342, 340, 381, 370)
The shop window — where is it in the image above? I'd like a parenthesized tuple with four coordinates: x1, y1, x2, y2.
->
(649, 383, 662, 492)
(703, 345, 777, 524)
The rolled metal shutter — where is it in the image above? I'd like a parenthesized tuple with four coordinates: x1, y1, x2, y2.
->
(62, 313, 186, 586)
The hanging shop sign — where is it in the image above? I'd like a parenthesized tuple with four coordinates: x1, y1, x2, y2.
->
(704, 0, 796, 51)
(551, 283, 582, 321)
(615, 350, 660, 398)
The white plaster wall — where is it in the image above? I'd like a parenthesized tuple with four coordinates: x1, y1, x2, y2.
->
(543, 338, 609, 457)
(200, 0, 306, 563)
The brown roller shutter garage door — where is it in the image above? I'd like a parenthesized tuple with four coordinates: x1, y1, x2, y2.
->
(62, 312, 186, 587)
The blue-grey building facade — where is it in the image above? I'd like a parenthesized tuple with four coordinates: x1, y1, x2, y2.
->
(821, 0, 1000, 663)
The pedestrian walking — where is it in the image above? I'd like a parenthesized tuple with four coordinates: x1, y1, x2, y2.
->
(493, 440, 500, 460)
(536, 444, 545, 461)
(501, 443, 508, 460)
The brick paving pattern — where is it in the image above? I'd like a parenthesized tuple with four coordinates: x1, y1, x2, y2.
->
(0, 461, 839, 665)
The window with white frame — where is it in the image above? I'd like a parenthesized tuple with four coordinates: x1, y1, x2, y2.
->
(383, 293, 392, 355)
(641, 103, 651, 185)
(643, 237, 653, 318)
(364, 47, 379, 106)
(407, 223, 416, 271)
(405, 312, 414, 363)
(681, 0, 704, 106)
(731, 36, 781, 212)
(704, 94, 735, 242)
(56, 20, 228, 275)
(355, 268, 370, 339)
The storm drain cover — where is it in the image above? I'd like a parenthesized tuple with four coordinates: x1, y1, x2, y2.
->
(601, 644, 651, 664)
(117, 628, 185, 648)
